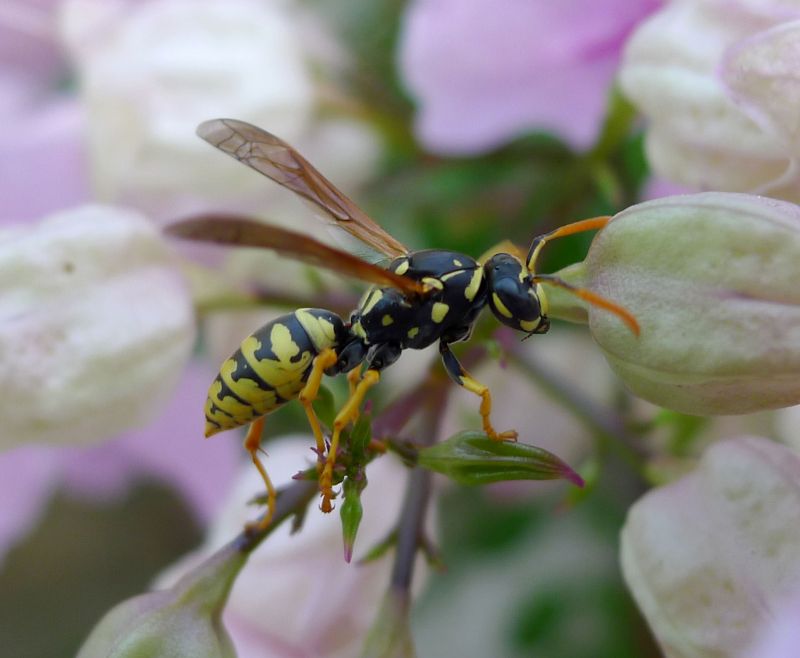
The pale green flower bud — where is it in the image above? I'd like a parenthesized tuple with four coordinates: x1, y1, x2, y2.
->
(621, 437, 800, 658)
(360, 590, 417, 658)
(550, 192, 800, 415)
(77, 542, 244, 658)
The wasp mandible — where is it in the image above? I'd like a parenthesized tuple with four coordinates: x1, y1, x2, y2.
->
(167, 119, 639, 531)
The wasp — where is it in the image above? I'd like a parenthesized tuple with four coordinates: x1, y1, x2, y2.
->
(167, 118, 639, 530)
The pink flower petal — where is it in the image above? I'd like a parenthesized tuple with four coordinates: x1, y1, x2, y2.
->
(399, 0, 661, 153)
(61, 360, 241, 523)
(0, 445, 61, 566)
(0, 98, 91, 224)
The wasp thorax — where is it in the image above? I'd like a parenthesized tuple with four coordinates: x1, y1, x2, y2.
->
(484, 253, 548, 334)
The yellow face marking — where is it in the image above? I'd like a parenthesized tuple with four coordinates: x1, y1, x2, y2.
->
(360, 288, 384, 316)
(353, 320, 367, 339)
(296, 309, 337, 351)
(432, 302, 449, 323)
(519, 318, 541, 332)
(453, 258, 463, 267)
(382, 314, 394, 326)
(422, 276, 444, 291)
(407, 327, 419, 339)
(394, 259, 410, 275)
(492, 293, 513, 319)
(464, 268, 482, 301)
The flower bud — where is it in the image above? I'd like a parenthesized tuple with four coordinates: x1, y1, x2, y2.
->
(341, 475, 365, 563)
(618, 2, 799, 199)
(552, 192, 800, 415)
(621, 437, 800, 658)
(78, 542, 244, 658)
(418, 431, 583, 486)
(0, 205, 195, 449)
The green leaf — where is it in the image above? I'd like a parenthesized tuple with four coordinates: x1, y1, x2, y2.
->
(417, 431, 584, 487)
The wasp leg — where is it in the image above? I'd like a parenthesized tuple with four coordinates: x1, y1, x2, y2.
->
(243, 416, 277, 533)
(298, 347, 339, 464)
(439, 342, 517, 442)
(319, 369, 381, 512)
(347, 363, 362, 396)
(526, 216, 610, 273)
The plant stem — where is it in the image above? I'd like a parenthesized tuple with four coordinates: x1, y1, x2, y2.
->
(233, 479, 318, 555)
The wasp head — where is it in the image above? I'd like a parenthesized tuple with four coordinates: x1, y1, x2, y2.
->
(484, 253, 550, 336)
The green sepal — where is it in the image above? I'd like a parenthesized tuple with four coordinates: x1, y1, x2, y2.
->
(417, 431, 584, 487)
(340, 475, 366, 563)
(563, 457, 600, 507)
(358, 530, 398, 565)
(349, 413, 372, 463)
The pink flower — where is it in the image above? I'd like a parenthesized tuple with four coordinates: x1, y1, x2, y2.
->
(398, 0, 661, 154)
(744, 591, 800, 658)
(0, 360, 240, 567)
(0, 0, 91, 223)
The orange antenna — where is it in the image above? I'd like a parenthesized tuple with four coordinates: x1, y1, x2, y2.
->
(526, 216, 611, 273)
(534, 274, 640, 336)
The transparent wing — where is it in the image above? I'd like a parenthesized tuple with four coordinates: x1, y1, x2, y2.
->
(166, 215, 426, 297)
(197, 118, 408, 261)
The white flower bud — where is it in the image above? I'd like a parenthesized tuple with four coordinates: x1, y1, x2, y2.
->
(618, 2, 800, 199)
(562, 192, 800, 415)
(59, 0, 314, 204)
(0, 205, 195, 449)
(621, 437, 800, 658)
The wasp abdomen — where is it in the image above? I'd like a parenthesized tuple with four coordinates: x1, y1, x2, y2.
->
(204, 309, 345, 437)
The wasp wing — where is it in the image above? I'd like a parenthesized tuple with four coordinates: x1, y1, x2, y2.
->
(166, 215, 426, 297)
(196, 118, 408, 261)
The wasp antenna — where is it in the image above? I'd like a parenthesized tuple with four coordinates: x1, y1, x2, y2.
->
(526, 216, 611, 273)
(533, 274, 640, 336)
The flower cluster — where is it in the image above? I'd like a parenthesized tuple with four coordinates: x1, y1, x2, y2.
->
(4, 1, 800, 657)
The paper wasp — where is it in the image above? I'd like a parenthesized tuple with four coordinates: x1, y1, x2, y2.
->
(167, 118, 639, 530)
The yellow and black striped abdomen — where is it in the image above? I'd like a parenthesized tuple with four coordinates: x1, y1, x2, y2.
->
(204, 309, 346, 437)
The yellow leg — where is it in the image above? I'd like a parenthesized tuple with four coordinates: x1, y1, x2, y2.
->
(460, 374, 518, 442)
(319, 369, 381, 512)
(242, 416, 277, 533)
(347, 364, 362, 396)
(440, 341, 516, 442)
(298, 347, 339, 463)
